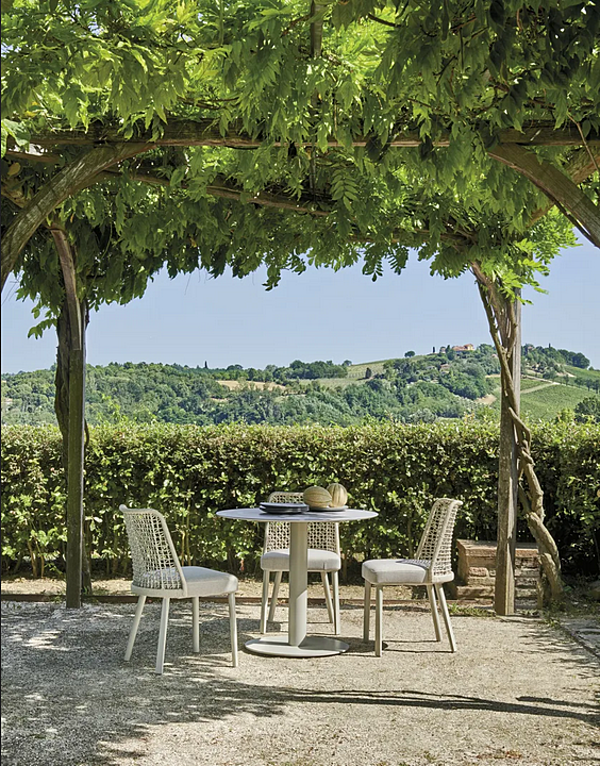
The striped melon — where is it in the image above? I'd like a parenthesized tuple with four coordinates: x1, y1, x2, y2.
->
(303, 486, 332, 509)
(327, 483, 348, 508)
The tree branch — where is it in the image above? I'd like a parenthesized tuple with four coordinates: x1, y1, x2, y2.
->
(115, 169, 473, 247)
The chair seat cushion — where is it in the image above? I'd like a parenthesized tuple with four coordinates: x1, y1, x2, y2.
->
(132, 566, 238, 597)
(261, 549, 341, 572)
(182, 566, 238, 596)
(362, 558, 433, 585)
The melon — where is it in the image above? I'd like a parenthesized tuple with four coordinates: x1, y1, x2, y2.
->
(327, 483, 348, 508)
(303, 486, 332, 509)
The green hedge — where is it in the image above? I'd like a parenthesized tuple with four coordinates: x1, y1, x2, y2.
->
(1, 420, 598, 578)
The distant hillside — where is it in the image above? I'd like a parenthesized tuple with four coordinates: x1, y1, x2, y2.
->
(2, 344, 599, 427)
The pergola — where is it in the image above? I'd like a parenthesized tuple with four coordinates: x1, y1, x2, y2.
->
(2, 0, 599, 612)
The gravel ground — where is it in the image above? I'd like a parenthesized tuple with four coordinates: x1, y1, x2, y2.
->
(2, 599, 598, 766)
(0, 576, 414, 601)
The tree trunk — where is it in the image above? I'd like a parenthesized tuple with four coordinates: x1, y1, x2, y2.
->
(52, 227, 90, 607)
(472, 264, 564, 607)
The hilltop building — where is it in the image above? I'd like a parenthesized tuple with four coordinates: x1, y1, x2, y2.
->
(452, 344, 475, 353)
(438, 344, 475, 354)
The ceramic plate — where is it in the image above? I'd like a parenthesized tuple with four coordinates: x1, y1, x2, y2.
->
(259, 502, 309, 514)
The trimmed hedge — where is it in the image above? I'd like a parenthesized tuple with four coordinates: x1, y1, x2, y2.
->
(1, 420, 598, 578)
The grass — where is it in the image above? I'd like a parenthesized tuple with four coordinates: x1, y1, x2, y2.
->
(520, 377, 553, 391)
(316, 361, 599, 421)
(314, 376, 367, 389)
(486, 375, 598, 420)
(347, 359, 397, 378)
(520, 384, 597, 421)
(565, 365, 600, 383)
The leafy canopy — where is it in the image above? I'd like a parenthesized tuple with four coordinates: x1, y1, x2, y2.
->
(1, 0, 593, 322)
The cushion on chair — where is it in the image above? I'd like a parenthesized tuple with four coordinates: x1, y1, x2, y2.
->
(181, 566, 238, 596)
(261, 549, 341, 572)
(362, 558, 432, 585)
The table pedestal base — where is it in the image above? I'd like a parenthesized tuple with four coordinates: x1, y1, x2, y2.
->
(245, 635, 349, 658)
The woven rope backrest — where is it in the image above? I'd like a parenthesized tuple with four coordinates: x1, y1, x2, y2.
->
(121, 505, 184, 592)
(415, 498, 463, 579)
(264, 492, 339, 554)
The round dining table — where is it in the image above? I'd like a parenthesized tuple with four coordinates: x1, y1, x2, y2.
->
(217, 507, 378, 657)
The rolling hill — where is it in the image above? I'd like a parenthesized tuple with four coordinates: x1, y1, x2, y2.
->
(2, 344, 599, 427)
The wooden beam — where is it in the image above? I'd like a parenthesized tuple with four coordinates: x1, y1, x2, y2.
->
(529, 147, 600, 226)
(489, 143, 600, 248)
(20, 121, 599, 150)
(310, 2, 324, 58)
(1, 143, 150, 291)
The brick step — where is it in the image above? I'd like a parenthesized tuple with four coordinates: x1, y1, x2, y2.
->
(455, 540, 540, 601)
(449, 583, 538, 600)
(464, 575, 538, 588)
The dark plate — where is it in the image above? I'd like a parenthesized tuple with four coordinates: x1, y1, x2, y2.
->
(259, 502, 309, 515)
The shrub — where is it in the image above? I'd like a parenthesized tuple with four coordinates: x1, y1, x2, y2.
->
(1, 421, 598, 578)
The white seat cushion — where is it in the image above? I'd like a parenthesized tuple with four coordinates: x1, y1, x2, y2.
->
(182, 566, 238, 596)
(132, 566, 238, 598)
(261, 549, 341, 572)
(362, 558, 432, 585)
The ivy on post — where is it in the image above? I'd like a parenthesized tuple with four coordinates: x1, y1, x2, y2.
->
(474, 267, 564, 607)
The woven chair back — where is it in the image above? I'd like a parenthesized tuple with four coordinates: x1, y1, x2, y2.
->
(415, 498, 463, 580)
(264, 492, 339, 553)
(121, 505, 185, 592)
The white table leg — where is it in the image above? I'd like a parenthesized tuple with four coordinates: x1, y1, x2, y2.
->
(288, 522, 308, 647)
(244, 518, 350, 658)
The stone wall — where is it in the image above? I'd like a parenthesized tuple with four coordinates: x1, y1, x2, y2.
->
(449, 539, 539, 600)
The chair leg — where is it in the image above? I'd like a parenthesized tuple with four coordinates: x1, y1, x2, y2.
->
(363, 581, 371, 642)
(321, 572, 334, 623)
(268, 571, 282, 623)
(332, 570, 341, 636)
(375, 586, 383, 657)
(426, 584, 442, 642)
(125, 595, 146, 661)
(192, 596, 200, 653)
(260, 571, 270, 634)
(436, 584, 457, 652)
(156, 597, 170, 674)
(228, 592, 238, 668)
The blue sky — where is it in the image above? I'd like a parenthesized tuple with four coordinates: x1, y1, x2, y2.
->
(2, 239, 599, 373)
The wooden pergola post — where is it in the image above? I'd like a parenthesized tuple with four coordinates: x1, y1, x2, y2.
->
(52, 228, 86, 608)
(495, 297, 521, 615)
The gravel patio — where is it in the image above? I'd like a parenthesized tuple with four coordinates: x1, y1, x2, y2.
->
(1, 598, 598, 766)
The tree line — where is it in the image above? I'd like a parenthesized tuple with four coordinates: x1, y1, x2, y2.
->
(3, 344, 598, 427)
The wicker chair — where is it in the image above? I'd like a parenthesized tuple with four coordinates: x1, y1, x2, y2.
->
(121, 505, 238, 674)
(260, 492, 342, 635)
(362, 497, 463, 656)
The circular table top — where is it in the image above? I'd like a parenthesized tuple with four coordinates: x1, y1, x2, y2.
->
(217, 507, 378, 523)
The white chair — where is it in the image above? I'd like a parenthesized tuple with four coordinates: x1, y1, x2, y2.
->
(260, 492, 342, 635)
(121, 505, 238, 674)
(362, 497, 463, 656)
